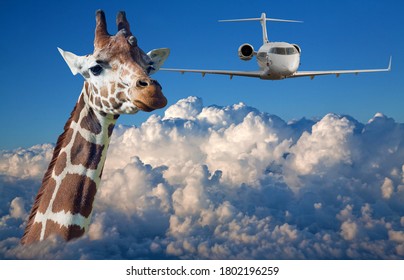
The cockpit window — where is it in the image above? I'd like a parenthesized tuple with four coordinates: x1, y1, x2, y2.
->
(269, 48, 285, 55)
(286, 47, 297, 55)
(269, 47, 297, 55)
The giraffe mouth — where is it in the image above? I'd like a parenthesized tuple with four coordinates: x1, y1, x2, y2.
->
(133, 100, 154, 112)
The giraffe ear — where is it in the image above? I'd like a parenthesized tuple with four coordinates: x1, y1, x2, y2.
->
(147, 48, 170, 75)
(57, 48, 90, 78)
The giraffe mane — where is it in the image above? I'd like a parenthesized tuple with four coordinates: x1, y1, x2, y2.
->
(21, 96, 84, 244)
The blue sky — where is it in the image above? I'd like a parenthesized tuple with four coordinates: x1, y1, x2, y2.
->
(1, 0, 404, 260)
(0, 0, 403, 149)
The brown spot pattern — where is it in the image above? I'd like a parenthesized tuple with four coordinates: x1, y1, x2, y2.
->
(70, 133, 105, 169)
(67, 225, 86, 240)
(121, 69, 130, 78)
(21, 94, 87, 245)
(80, 108, 102, 134)
(61, 129, 74, 149)
(116, 91, 127, 101)
(37, 178, 56, 213)
(110, 83, 116, 95)
(52, 174, 97, 218)
(100, 87, 109, 98)
(108, 123, 115, 138)
(22, 222, 42, 244)
(109, 97, 122, 109)
(44, 220, 85, 241)
(92, 85, 99, 95)
(90, 93, 95, 105)
(54, 152, 67, 176)
(44, 220, 62, 239)
(95, 96, 102, 108)
(71, 95, 85, 123)
(102, 99, 110, 107)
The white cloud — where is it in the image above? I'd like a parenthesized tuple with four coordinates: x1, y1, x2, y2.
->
(9, 197, 27, 220)
(389, 230, 404, 243)
(340, 220, 358, 241)
(0, 144, 53, 179)
(287, 114, 355, 175)
(381, 177, 394, 199)
(1, 96, 404, 259)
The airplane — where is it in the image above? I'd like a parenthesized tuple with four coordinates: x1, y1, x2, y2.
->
(160, 12, 391, 80)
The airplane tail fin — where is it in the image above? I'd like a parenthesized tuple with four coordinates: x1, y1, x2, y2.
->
(219, 13, 302, 44)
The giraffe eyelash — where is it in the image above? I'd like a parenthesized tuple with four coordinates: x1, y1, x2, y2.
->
(89, 60, 111, 76)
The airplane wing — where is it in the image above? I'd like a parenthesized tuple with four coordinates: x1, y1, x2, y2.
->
(289, 57, 392, 79)
(160, 68, 262, 79)
(161, 57, 391, 80)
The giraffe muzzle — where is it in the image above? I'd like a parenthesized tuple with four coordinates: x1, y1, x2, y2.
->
(133, 79, 167, 112)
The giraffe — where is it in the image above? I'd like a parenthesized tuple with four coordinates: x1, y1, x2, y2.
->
(21, 10, 168, 245)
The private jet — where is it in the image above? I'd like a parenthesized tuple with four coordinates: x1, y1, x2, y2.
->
(160, 12, 391, 80)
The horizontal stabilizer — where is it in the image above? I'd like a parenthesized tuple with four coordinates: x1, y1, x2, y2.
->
(219, 12, 302, 44)
(219, 17, 302, 23)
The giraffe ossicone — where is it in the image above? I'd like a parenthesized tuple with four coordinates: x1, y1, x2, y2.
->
(21, 10, 169, 245)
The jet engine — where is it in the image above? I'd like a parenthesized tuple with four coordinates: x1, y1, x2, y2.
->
(238, 43, 255, 61)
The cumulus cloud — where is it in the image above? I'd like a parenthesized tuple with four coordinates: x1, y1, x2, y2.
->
(1, 96, 404, 259)
(0, 144, 53, 179)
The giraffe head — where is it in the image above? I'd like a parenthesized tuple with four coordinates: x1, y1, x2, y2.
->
(58, 10, 167, 114)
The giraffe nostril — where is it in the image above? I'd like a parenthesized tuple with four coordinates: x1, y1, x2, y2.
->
(136, 79, 149, 88)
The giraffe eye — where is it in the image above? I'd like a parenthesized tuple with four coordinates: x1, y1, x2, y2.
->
(90, 65, 103, 76)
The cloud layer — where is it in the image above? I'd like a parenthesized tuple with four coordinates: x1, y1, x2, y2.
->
(1, 97, 404, 259)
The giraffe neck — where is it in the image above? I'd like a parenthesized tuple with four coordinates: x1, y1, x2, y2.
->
(21, 82, 118, 244)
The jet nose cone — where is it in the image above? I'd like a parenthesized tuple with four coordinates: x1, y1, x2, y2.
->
(281, 62, 298, 76)
(279, 65, 294, 76)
